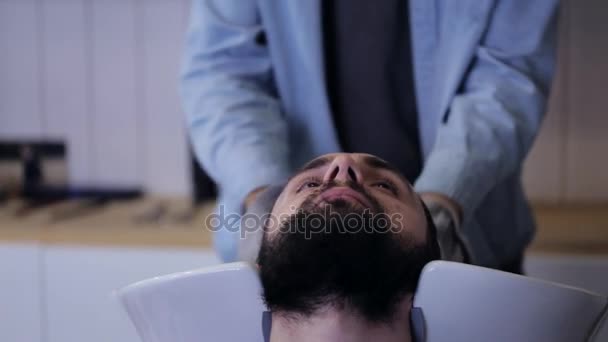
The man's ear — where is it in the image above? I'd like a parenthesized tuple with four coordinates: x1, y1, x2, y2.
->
(237, 183, 286, 264)
(400, 293, 414, 308)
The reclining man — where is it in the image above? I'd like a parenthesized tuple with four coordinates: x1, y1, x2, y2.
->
(255, 152, 441, 342)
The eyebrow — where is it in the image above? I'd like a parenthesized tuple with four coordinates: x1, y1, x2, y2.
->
(297, 155, 333, 173)
(361, 155, 413, 192)
(361, 155, 401, 175)
(297, 155, 405, 178)
(286, 155, 334, 185)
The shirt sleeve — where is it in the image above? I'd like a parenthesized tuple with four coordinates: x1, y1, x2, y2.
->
(180, 0, 292, 216)
(415, 1, 559, 220)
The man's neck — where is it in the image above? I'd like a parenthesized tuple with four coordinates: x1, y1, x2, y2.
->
(269, 297, 413, 342)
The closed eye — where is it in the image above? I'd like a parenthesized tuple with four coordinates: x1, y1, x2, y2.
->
(372, 180, 398, 195)
(296, 177, 322, 193)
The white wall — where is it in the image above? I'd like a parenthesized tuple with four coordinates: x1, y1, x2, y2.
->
(522, 0, 608, 202)
(0, 0, 191, 196)
(0, 0, 607, 200)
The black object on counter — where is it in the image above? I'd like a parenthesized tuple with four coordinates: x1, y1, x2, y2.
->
(21, 185, 142, 202)
(22, 145, 44, 188)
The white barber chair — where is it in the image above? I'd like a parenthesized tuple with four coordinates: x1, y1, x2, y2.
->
(116, 261, 608, 342)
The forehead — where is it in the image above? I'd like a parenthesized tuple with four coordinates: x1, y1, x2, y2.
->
(299, 153, 395, 171)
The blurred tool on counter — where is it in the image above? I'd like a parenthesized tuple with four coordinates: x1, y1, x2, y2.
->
(1, 141, 142, 221)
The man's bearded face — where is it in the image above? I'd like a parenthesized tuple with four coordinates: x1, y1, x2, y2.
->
(257, 153, 440, 323)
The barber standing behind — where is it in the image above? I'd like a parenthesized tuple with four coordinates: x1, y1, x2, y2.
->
(181, 0, 559, 273)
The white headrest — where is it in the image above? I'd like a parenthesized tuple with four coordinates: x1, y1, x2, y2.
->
(117, 261, 608, 342)
(118, 262, 266, 342)
(412, 262, 608, 342)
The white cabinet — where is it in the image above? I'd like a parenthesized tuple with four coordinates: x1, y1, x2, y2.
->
(2, 241, 608, 342)
(0, 242, 219, 342)
(43, 246, 219, 342)
(0, 243, 42, 342)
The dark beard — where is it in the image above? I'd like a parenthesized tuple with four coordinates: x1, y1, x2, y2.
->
(257, 197, 438, 323)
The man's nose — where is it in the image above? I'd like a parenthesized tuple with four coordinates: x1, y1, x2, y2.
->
(323, 155, 362, 184)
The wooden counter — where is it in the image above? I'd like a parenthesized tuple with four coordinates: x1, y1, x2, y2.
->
(0, 198, 215, 248)
(1, 199, 607, 255)
(529, 203, 608, 254)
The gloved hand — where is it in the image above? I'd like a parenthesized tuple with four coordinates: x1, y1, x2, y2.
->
(422, 197, 470, 263)
(237, 184, 285, 264)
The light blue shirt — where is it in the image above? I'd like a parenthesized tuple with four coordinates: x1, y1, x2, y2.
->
(181, 0, 559, 267)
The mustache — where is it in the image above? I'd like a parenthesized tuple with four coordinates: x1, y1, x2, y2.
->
(307, 180, 378, 208)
